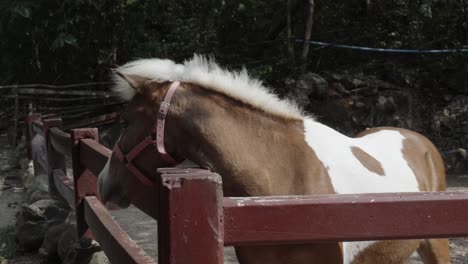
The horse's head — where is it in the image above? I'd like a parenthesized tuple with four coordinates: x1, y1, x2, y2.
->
(98, 55, 306, 210)
(98, 72, 183, 210)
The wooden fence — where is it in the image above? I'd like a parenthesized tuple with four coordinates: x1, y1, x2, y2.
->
(26, 112, 468, 264)
(1, 83, 122, 145)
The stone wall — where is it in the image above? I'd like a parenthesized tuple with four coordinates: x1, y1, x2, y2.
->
(13, 137, 109, 264)
(286, 72, 468, 174)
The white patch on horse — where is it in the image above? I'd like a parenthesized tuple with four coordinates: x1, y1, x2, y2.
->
(302, 119, 419, 264)
(112, 54, 304, 120)
(343, 241, 377, 264)
(97, 157, 111, 201)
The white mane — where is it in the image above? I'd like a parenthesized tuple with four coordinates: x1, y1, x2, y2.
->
(112, 54, 304, 119)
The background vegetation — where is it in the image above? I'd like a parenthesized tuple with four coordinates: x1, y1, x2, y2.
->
(0, 0, 467, 152)
(0, 0, 466, 89)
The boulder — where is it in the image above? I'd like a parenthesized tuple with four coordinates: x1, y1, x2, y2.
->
(25, 189, 50, 204)
(15, 220, 48, 251)
(39, 223, 75, 261)
(29, 199, 69, 222)
(88, 251, 110, 264)
(20, 204, 46, 222)
(62, 238, 102, 264)
(298, 73, 328, 98)
(286, 72, 329, 108)
(57, 224, 78, 262)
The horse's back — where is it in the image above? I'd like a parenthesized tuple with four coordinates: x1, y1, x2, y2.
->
(356, 126, 446, 192)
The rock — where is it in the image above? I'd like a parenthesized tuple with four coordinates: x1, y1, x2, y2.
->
(88, 251, 110, 264)
(351, 78, 367, 88)
(58, 224, 78, 262)
(287, 73, 329, 108)
(44, 203, 69, 222)
(31, 199, 67, 211)
(342, 77, 365, 89)
(21, 204, 47, 222)
(15, 220, 48, 251)
(62, 238, 102, 264)
(332, 82, 350, 95)
(298, 73, 328, 98)
(375, 96, 396, 113)
(443, 148, 468, 174)
(65, 211, 76, 225)
(284, 78, 295, 86)
(21, 161, 35, 189)
(30, 199, 69, 221)
(39, 223, 75, 260)
(355, 102, 366, 108)
(330, 73, 344, 81)
(26, 189, 50, 204)
(32, 174, 49, 193)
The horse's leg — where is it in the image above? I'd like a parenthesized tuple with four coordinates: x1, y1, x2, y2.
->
(417, 239, 451, 264)
(234, 243, 342, 264)
(348, 240, 421, 264)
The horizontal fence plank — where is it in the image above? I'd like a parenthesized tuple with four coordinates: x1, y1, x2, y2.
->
(53, 169, 75, 208)
(63, 112, 119, 131)
(223, 191, 468, 246)
(80, 138, 111, 176)
(32, 120, 44, 134)
(0, 82, 112, 90)
(18, 88, 113, 96)
(37, 102, 124, 112)
(84, 196, 156, 264)
(5, 95, 118, 102)
(49, 127, 71, 156)
(35, 153, 49, 174)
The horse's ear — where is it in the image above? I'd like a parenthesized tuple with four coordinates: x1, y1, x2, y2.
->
(115, 71, 148, 92)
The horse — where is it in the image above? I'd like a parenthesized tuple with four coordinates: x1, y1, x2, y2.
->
(98, 55, 450, 264)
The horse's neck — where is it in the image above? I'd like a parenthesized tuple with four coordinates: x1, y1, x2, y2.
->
(170, 88, 334, 196)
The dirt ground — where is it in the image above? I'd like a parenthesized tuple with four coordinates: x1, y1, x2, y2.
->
(0, 132, 467, 263)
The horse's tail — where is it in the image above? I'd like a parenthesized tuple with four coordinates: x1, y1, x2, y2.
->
(417, 147, 451, 264)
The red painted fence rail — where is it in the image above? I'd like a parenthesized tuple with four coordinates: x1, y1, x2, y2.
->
(25, 112, 468, 264)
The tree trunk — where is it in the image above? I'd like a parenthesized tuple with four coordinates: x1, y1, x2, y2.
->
(301, 0, 315, 73)
(287, 0, 295, 62)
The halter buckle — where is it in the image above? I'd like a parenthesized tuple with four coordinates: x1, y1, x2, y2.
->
(158, 102, 170, 119)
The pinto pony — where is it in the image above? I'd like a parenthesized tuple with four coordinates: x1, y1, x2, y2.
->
(98, 55, 450, 264)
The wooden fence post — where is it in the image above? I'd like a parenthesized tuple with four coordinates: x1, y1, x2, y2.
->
(70, 128, 99, 238)
(13, 85, 19, 146)
(25, 113, 41, 160)
(158, 169, 224, 264)
(43, 118, 66, 197)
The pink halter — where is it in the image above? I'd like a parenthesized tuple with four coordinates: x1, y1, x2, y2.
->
(113, 81, 182, 186)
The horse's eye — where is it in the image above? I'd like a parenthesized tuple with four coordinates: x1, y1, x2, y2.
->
(120, 120, 128, 128)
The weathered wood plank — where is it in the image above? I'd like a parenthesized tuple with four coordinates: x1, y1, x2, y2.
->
(53, 169, 75, 208)
(83, 197, 156, 264)
(49, 127, 71, 156)
(18, 88, 112, 96)
(4, 95, 118, 102)
(32, 120, 44, 134)
(79, 138, 111, 177)
(63, 112, 119, 131)
(158, 170, 224, 264)
(223, 191, 468, 246)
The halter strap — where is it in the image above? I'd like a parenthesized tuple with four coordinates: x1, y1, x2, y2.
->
(156, 81, 180, 164)
(112, 81, 183, 186)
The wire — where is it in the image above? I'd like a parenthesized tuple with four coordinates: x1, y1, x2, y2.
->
(296, 39, 468, 54)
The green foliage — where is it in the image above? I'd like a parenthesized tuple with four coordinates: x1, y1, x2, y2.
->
(0, 0, 466, 94)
